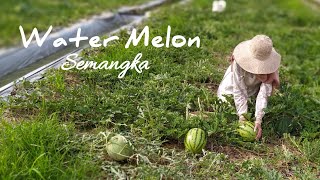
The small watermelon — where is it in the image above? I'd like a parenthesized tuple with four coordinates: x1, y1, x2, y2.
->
(184, 128, 207, 154)
(106, 135, 133, 161)
(237, 121, 257, 142)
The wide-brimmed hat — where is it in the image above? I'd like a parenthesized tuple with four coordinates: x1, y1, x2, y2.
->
(233, 35, 281, 74)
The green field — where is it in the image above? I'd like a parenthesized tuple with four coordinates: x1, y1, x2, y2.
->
(0, 0, 149, 48)
(1, 0, 320, 179)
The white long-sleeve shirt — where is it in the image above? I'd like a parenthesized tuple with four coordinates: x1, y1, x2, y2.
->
(217, 62, 272, 123)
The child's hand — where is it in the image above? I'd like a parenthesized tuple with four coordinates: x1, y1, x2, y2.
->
(254, 122, 262, 140)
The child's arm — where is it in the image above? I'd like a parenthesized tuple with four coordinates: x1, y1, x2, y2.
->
(232, 63, 248, 120)
(255, 83, 273, 124)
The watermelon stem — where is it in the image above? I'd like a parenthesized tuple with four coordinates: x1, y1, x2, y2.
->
(198, 97, 203, 113)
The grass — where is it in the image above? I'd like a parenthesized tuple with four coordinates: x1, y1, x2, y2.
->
(0, 0, 320, 179)
(0, 0, 150, 48)
(0, 114, 101, 179)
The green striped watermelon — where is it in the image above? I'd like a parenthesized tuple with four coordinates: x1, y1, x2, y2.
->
(237, 121, 256, 142)
(184, 128, 207, 154)
(106, 135, 133, 161)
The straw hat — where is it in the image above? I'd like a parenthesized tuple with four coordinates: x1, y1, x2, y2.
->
(233, 35, 281, 74)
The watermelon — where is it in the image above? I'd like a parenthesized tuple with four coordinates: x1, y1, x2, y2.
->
(184, 128, 207, 154)
(274, 118, 293, 136)
(106, 135, 133, 161)
(237, 121, 257, 142)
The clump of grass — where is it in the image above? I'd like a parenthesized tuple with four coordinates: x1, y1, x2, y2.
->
(263, 84, 319, 138)
(0, 114, 100, 179)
